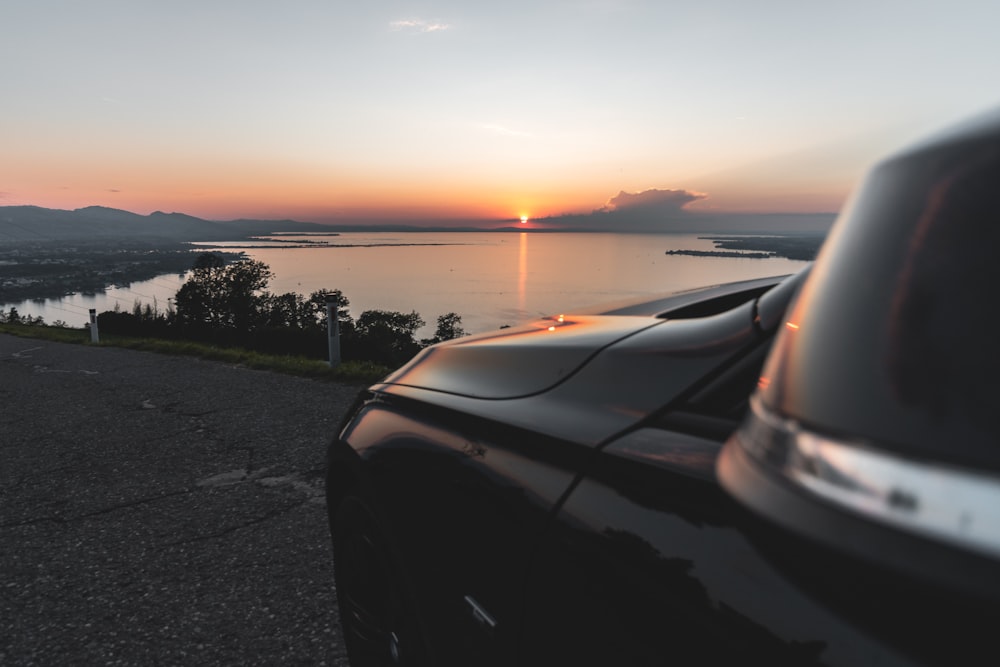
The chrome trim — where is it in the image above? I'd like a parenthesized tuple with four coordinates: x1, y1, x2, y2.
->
(741, 396, 1000, 560)
(389, 631, 401, 664)
(464, 595, 497, 634)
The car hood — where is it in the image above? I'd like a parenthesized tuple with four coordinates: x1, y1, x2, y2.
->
(374, 301, 761, 446)
(380, 275, 785, 401)
(382, 314, 664, 399)
(366, 274, 804, 447)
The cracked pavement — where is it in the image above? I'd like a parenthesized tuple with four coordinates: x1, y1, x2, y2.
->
(0, 333, 361, 665)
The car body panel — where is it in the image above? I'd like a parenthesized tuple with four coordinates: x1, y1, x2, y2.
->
(522, 425, 998, 665)
(381, 274, 787, 402)
(382, 315, 664, 399)
(328, 273, 807, 665)
(373, 301, 763, 447)
(332, 396, 590, 666)
(575, 274, 785, 317)
(333, 269, 999, 666)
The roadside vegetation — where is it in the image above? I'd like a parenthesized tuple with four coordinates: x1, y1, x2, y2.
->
(0, 252, 470, 383)
(0, 319, 393, 383)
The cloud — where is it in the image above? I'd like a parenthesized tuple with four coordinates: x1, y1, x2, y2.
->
(534, 188, 835, 233)
(531, 188, 703, 231)
(107, 188, 121, 193)
(598, 188, 705, 215)
(390, 19, 452, 33)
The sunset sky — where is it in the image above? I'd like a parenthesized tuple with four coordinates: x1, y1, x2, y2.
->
(3, 0, 999, 227)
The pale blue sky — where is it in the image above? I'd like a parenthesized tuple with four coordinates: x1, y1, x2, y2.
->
(3, 0, 998, 223)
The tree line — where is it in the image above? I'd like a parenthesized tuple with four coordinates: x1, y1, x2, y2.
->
(6, 253, 467, 367)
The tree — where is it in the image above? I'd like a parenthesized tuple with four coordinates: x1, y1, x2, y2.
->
(308, 289, 353, 334)
(421, 312, 467, 346)
(259, 288, 354, 333)
(166, 253, 467, 367)
(174, 254, 273, 332)
(260, 291, 312, 329)
(0, 308, 44, 326)
(353, 310, 425, 366)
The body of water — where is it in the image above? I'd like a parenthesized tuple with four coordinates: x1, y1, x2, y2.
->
(7, 232, 810, 336)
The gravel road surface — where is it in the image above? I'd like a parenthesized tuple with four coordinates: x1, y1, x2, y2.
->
(0, 333, 362, 665)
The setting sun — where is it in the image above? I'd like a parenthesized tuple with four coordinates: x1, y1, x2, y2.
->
(520, 215, 529, 223)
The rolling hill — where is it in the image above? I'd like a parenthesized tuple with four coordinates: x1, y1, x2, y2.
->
(0, 205, 327, 244)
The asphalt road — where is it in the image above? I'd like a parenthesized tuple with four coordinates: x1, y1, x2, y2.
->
(0, 333, 362, 665)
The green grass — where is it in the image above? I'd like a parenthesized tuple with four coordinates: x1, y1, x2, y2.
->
(0, 323, 390, 384)
(0, 322, 91, 344)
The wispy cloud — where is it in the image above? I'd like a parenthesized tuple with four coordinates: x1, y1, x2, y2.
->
(478, 123, 531, 138)
(390, 18, 452, 33)
(107, 189, 121, 193)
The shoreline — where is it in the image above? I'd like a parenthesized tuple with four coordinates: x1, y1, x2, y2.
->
(1, 232, 823, 321)
(664, 235, 824, 261)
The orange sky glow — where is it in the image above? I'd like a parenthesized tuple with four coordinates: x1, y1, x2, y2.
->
(3, 2, 999, 228)
(3, 148, 854, 225)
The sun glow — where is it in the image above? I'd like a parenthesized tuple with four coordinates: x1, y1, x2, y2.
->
(520, 214, 529, 223)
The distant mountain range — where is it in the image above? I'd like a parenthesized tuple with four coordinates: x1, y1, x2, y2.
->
(0, 205, 328, 243)
(0, 204, 838, 244)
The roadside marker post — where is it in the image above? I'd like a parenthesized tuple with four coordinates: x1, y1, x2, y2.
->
(89, 309, 99, 343)
(326, 297, 341, 369)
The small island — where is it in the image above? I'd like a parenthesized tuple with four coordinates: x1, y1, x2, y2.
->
(666, 234, 825, 261)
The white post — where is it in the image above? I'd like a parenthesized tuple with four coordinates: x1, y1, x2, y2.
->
(89, 309, 99, 343)
(325, 297, 341, 368)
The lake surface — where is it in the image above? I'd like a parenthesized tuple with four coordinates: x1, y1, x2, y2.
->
(9, 232, 810, 336)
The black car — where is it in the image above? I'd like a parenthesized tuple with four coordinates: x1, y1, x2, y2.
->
(326, 109, 1000, 666)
